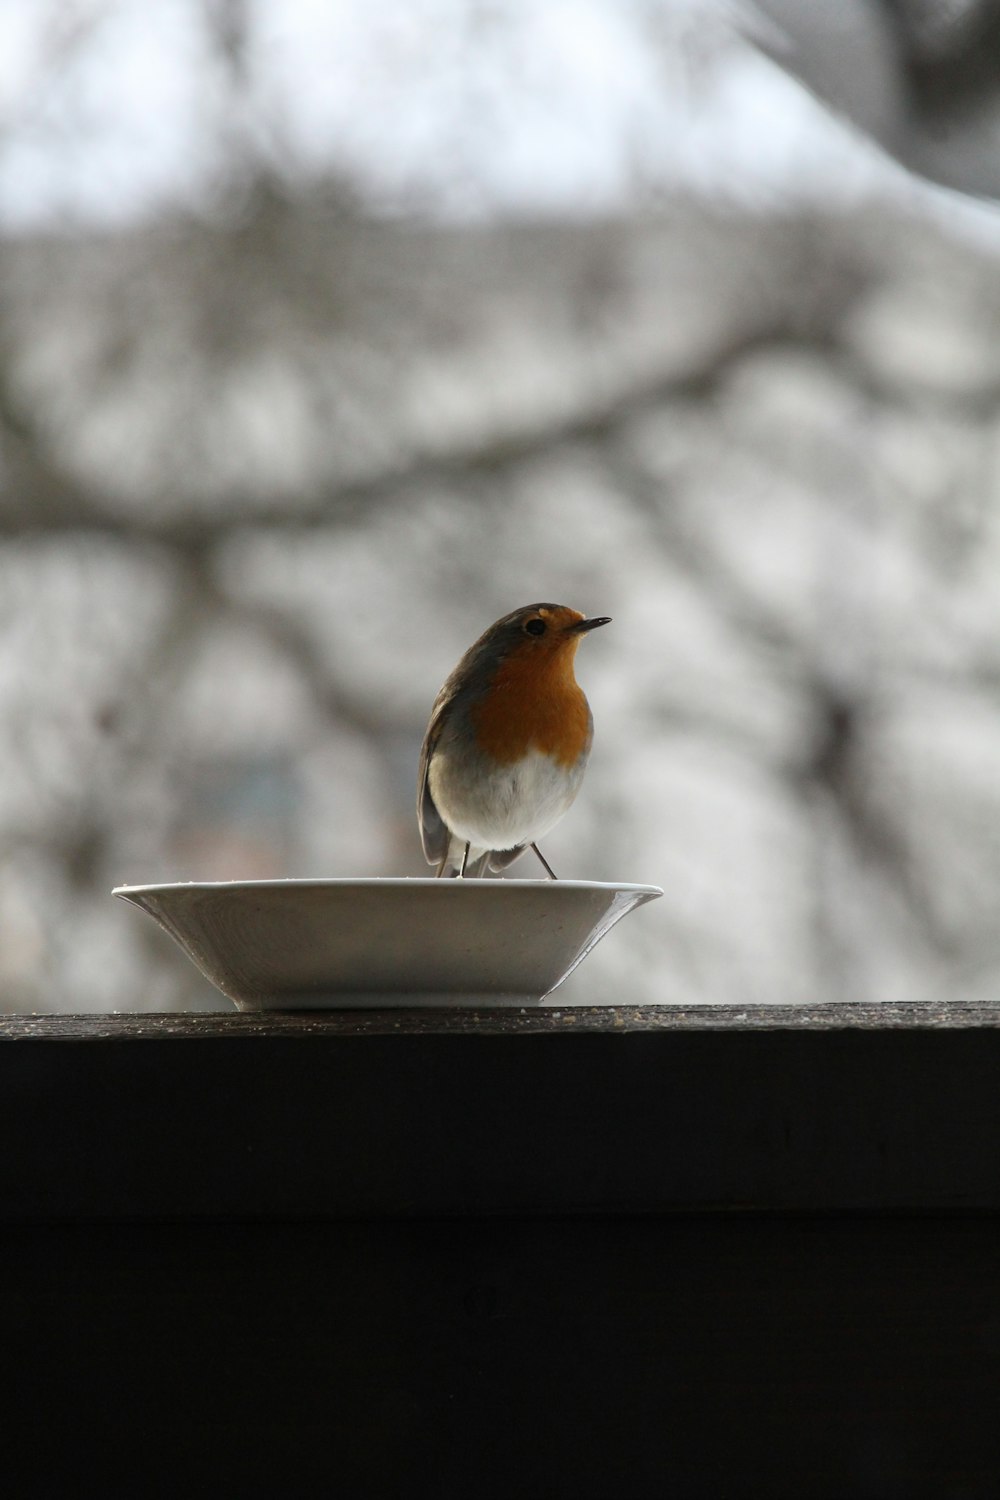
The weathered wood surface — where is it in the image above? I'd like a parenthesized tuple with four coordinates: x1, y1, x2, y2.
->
(3, 1000, 1000, 1039)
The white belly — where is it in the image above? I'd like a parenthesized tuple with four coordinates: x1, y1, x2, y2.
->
(429, 747, 585, 851)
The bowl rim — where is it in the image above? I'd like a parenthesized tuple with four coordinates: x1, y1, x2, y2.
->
(112, 877, 664, 898)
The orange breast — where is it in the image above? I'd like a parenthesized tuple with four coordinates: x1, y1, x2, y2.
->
(470, 641, 592, 768)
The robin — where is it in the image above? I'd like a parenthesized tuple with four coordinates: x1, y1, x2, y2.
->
(418, 603, 611, 878)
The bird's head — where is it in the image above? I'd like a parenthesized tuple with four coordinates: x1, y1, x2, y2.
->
(486, 603, 611, 664)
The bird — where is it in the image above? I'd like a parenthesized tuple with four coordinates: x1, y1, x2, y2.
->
(417, 603, 611, 879)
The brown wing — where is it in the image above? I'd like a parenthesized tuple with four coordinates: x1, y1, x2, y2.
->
(416, 623, 502, 869)
(416, 689, 451, 867)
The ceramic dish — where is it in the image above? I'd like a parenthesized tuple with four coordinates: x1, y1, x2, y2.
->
(113, 877, 662, 1010)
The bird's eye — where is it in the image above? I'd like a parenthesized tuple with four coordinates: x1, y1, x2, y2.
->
(524, 618, 546, 637)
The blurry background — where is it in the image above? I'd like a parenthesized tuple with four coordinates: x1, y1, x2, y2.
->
(4, 0, 1000, 1012)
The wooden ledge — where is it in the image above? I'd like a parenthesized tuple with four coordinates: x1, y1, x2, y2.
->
(3, 1000, 1000, 1038)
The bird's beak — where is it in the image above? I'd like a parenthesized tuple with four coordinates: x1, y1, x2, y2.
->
(572, 616, 611, 633)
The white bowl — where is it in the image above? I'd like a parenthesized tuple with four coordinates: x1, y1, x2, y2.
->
(113, 877, 662, 1010)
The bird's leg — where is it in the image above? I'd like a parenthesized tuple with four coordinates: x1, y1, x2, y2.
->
(459, 841, 471, 878)
(531, 843, 558, 880)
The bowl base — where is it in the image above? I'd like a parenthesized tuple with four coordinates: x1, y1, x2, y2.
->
(231, 990, 543, 1011)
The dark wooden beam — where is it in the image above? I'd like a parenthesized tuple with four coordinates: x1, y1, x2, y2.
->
(5, 1003, 1000, 1496)
(4, 1004, 1000, 1221)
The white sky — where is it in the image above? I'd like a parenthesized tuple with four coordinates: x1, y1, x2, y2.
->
(0, 0, 996, 235)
